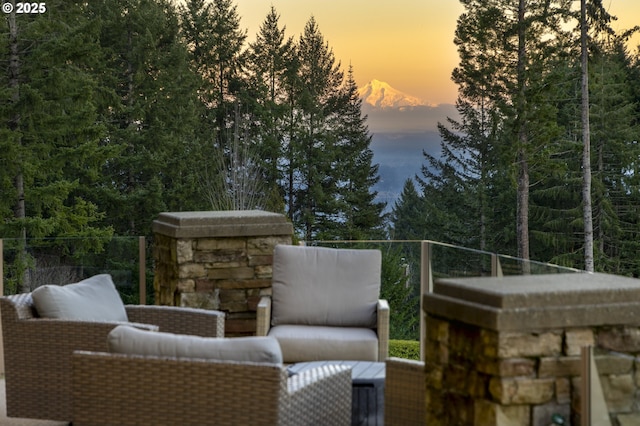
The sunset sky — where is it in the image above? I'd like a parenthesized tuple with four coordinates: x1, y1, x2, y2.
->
(235, 1, 640, 106)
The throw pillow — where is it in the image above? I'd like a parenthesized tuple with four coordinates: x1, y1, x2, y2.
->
(32, 274, 128, 322)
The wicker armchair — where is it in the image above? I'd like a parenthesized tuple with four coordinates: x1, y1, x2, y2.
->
(257, 245, 389, 363)
(72, 350, 352, 426)
(0, 292, 225, 422)
(384, 357, 426, 426)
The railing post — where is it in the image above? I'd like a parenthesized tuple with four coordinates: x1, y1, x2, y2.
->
(581, 345, 591, 426)
(581, 345, 612, 426)
(420, 241, 433, 361)
(0, 238, 3, 296)
(0, 238, 4, 375)
(138, 236, 146, 305)
(491, 253, 503, 277)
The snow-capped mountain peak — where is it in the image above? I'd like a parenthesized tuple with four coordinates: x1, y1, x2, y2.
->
(358, 79, 429, 108)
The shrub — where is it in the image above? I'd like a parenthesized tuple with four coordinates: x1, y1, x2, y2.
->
(389, 339, 420, 360)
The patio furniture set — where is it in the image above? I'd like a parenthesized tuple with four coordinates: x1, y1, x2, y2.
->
(0, 245, 426, 425)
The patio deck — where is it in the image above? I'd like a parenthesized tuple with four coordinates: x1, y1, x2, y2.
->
(0, 379, 67, 426)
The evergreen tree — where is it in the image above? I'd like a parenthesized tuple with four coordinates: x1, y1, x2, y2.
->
(330, 66, 386, 240)
(380, 244, 419, 340)
(244, 6, 295, 210)
(290, 17, 344, 240)
(0, 0, 116, 291)
(390, 179, 427, 241)
(181, 0, 247, 146)
(585, 39, 640, 273)
(420, 0, 574, 260)
(88, 0, 203, 235)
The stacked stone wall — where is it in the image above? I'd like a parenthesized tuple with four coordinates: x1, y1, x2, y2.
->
(424, 315, 640, 426)
(152, 211, 293, 336)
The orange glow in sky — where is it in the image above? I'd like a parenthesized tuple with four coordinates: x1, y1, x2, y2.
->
(236, 1, 640, 105)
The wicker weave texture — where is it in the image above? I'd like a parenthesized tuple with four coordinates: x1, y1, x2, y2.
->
(126, 305, 225, 337)
(384, 357, 426, 426)
(0, 293, 225, 422)
(72, 351, 352, 426)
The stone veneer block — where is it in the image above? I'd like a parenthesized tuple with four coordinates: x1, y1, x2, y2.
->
(153, 210, 293, 238)
(423, 272, 640, 425)
(424, 273, 640, 331)
(153, 210, 293, 336)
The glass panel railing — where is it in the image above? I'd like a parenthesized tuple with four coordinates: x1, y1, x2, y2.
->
(424, 240, 583, 281)
(309, 240, 422, 348)
(1, 236, 150, 304)
(309, 239, 584, 361)
(496, 253, 583, 276)
(1, 235, 583, 357)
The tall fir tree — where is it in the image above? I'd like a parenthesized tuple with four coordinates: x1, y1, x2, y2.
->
(0, 0, 116, 290)
(88, 0, 203, 235)
(181, 0, 246, 147)
(332, 66, 386, 240)
(421, 0, 575, 260)
(244, 6, 296, 211)
(290, 16, 344, 240)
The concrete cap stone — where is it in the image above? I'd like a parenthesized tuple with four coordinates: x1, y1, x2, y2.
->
(424, 273, 640, 331)
(153, 210, 293, 238)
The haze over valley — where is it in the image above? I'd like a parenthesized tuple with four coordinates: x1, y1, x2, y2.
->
(359, 80, 458, 210)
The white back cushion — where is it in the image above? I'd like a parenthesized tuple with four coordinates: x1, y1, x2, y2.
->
(271, 245, 381, 328)
(108, 325, 283, 364)
(32, 274, 128, 322)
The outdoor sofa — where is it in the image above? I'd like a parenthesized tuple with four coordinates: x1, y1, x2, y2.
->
(0, 274, 225, 422)
(71, 325, 353, 425)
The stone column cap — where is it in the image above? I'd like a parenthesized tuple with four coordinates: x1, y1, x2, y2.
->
(424, 272, 640, 331)
(153, 210, 293, 238)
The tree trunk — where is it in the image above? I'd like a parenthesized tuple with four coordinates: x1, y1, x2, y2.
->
(9, 6, 31, 293)
(516, 0, 531, 271)
(581, 0, 594, 272)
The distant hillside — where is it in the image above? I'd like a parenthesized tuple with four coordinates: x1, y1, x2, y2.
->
(370, 131, 442, 210)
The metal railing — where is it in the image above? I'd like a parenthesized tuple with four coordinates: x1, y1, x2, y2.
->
(0, 236, 148, 303)
(0, 236, 150, 375)
(309, 239, 583, 359)
(0, 236, 583, 372)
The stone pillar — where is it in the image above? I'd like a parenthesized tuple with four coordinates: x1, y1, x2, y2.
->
(153, 210, 293, 336)
(423, 272, 640, 426)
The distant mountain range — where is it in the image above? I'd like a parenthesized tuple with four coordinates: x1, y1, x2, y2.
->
(358, 79, 430, 109)
(357, 80, 459, 210)
(357, 80, 457, 133)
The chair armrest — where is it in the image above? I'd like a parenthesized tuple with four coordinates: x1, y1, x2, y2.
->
(2, 318, 155, 421)
(126, 305, 225, 337)
(256, 296, 271, 336)
(377, 299, 390, 361)
(384, 357, 426, 426)
(287, 365, 352, 425)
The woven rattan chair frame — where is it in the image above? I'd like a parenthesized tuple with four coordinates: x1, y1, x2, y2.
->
(257, 297, 390, 362)
(0, 293, 225, 422)
(384, 357, 426, 426)
(72, 351, 352, 426)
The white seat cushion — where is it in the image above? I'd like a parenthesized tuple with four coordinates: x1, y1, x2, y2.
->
(108, 325, 283, 364)
(271, 245, 381, 328)
(32, 274, 128, 322)
(268, 324, 378, 363)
